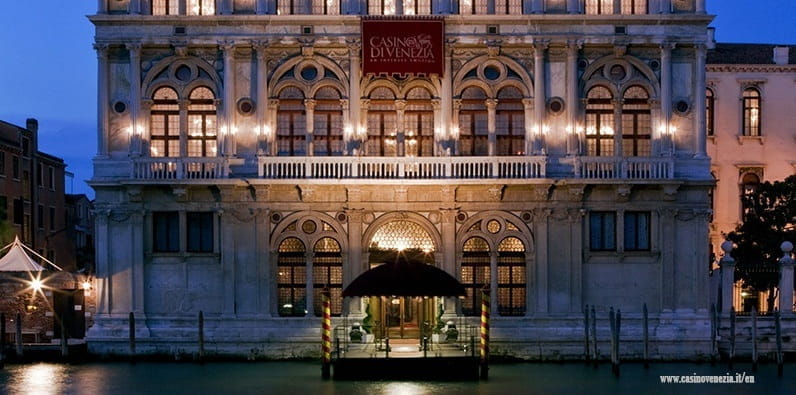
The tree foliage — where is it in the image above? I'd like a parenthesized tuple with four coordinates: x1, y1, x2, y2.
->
(726, 174, 796, 311)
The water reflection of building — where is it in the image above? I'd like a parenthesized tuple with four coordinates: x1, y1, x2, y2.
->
(89, 1, 714, 358)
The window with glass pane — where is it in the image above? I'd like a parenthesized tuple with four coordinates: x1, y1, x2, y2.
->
(234, 0, 256, 13)
(589, 212, 616, 251)
(152, 0, 179, 15)
(277, 87, 307, 156)
(458, 0, 487, 14)
(403, 0, 431, 14)
(311, 0, 340, 14)
(277, 0, 308, 14)
(496, 87, 525, 156)
(404, 87, 434, 157)
(621, 86, 651, 156)
(313, 87, 344, 156)
(313, 238, 343, 317)
(494, 0, 522, 14)
(187, 87, 217, 157)
(151, 87, 180, 157)
(461, 237, 490, 316)
(621, 0, 647, 14)
(368, 0, 396, 15)
(459, 87, 489, 156)
(278, 238, 307, 317)
(585, 0, 613, 14)
(742, 88, 761, 136)
(187, 212, 214, 253)
(585, 86, 615, 156)
(187, 0, 215, 15)
(497, 237, 525, 317)
(706, 88, 715, 136)
(153, 211, 179, 253)
(370, 220, 435, 251)
(366, 87, 398, 156)
(0, 152, 5, 175)
(624, 212, 650, 251)
(740, 173, 760, 215)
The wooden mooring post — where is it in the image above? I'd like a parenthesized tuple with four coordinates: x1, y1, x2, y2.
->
(584, 305, 590, 363)
(642, 303, 649, 368)
(590, 306, 597, 366)
(129, 312, 136, 362)
(751, 307, 758, 371)
(320, 290, 331, 379)
(15, 312, 22, 358)
(609, 308, 621, 377)
(60, 320, 68, 359)
(480, 288, 490, 380)
(729, 307, 736, 368)
(198, 311, 205, 363)
(775, 309, 783, 377)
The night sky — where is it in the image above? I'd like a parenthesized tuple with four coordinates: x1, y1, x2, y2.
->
(0, 1, 793, 198)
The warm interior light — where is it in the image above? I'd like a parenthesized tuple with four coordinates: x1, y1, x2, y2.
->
(82, 281, 91, 290)
(30, 278, 43, 292)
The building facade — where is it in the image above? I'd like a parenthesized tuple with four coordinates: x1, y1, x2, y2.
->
(89, 0, 713, 358)
(706, 43, 796, 312)
(0, 119, 72, 270)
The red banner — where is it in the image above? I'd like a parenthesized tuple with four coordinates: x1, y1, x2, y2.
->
(362, 17, 444, 76)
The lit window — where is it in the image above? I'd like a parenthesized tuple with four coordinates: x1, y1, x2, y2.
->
(624, 212, 650, 251)
(402, 0, 431, 15)
(151, 0, 179, 15)
(150, 87, 180, 157)
(366, 87, 398, 157)
(187, 87, 218, 157)
(621, 86, 651, 157)
(494, 0, 521, 14)
(585, 0, 613, 14)
(740, 172, 760, 216)
(459, 86, 489, 156)
(495, 87, 525, 156)
(313, 238, 343, 317)
(585, 86, 615, 156)
(620, 0, 647, 14)
(278, 238, 307, 317)
(589, 212, 616, 251)
(313, 87, 344, 156)
(461, 237, 490, 316)
(277, 87, 307, 156)
(311, 0, 340, 14)
(497, 237, 525, 316)
(187, 0, 215, 15)
(368, 0, 396, 15)
(742, 88, 761, 137)
(706, 88, 715, 136)
(404, 87, 435, 157)
(458, 0, 487, 14)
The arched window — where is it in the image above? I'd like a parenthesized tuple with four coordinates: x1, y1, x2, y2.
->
(150, 87, 180, 157)
(585, 0, 613, 14)
(622, 86, 651, 156)
(741, 172, 760, 215)
(187, 0, 215, 15)
(151, 0, 179, 15)
(313, 237, 343, 317)
(494, 0, 521, 14)
(496, 86, 525, 156)
(621, 0, 647, 14)
(370, 220, 435, 251)
(585, 86, 614, 156)
(404, 87, 434, 157)
(366, 87, 398, 156)
(278, 238, 307, 317)
(461, 237, 490, 316)
(187, 87, 217, 157)
(312, 0, 340, 14)
(706, 88, 715, 136)
(497, 237, 525, 317)
(313, 87, 344, 156)
(459, 86, 489, 156)
(742, 88, 761, 136)
(277, 87, 307, 156)
(403, 0, 432, 14)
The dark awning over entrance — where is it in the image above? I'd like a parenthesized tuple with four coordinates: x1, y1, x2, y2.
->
(342, 256, 466, 297)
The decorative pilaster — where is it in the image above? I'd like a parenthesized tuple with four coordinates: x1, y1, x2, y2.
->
(533, 42, 547, 155)
(694, 44, 708, 158)
(442, 40, 454, 149)
(660, 43, 674, 155)
(395, 100, 407, 156)
(566, 42, 580, 155)
(485, 99, 497, 156)
(98, 0, 107, 14)
(347, 40, 362, 154)
(659, 0, 671, 14)
(531, 0, 543, 13)
(126, 43, 143, 157)
(130, 211, 148, 335)
(254, 41, 269, 155)
(431, 98, 442, 155)
(522, 98, 534, 156)
(452, 99, 462, 155)
(94, 209, 111, 315)
(613, 98, 623, 156)
(305, 252, 315, 316)
(305, 99, 316, 155)
(129, 0, 142, 14)
(267, 99, 279, 155)
(95, 43, 110, 158)
(779, 242, 794, 315)
(220, 41, 236, 156)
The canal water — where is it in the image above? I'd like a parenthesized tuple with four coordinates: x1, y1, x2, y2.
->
(0, 361, 793, 394)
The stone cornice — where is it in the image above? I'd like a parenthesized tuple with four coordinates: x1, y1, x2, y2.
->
(707, 64, 796, 73)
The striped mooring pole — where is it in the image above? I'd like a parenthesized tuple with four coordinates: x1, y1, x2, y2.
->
(480, 288, 490, 380)
(321, 289, 332, 379)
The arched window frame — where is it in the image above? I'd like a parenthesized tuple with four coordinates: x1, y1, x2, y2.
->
(366, 87, 398, 156)
(742, 87, 761, 137)
(150, 87, 180, 157)
(461, 237, 490, 316)
(497, 237, 526, 317)
(404, 87, 435, 157)
(459, 86, 489, 156)
(585, 86, 615, 156)
(740, 171, 761, 216)
(621, 86, 652, 157)
(706, 88, 715, 137)
(312, 237, 343, 317)
(277, 237, 307, 317)
(312, 87, 344, 156)
(186, 86, 218, 157)
(277, 87, 307, 156)
(495, 86, 525, 156)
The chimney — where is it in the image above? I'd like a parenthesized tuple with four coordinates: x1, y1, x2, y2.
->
(26, 118, 38, 133)
(773, 46, 789, 65)
(706, 27, 716, 50)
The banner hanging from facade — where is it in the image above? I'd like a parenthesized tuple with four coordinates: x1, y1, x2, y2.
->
(362, 16, 444, 76)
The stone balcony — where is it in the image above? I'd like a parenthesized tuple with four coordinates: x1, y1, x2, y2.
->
(127, 155, 678, 182)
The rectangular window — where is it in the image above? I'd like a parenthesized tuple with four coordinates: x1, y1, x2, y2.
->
(589, 212, 616, 251)
(21, 138, 29, 157)
(152, 0, 179, 15)
(0, 152, 5, 175)
(37, 163, 43, 187)
(49, 207, 55, 232)
(186, 212, 214, 253)
(187, 0, 215, 15)
(37, 204, 44, 229)
(153, 211, 179, 252)
(311, 0, 340, 14)
(586, 0, 613, 14)
(12, 156, 19, 179)
(0, 196, 6, 221)
(13, 199, 22, 225)
(48, 167, 55, 190)
(620, 0, 647, 14)
(624, 212, 651, 251)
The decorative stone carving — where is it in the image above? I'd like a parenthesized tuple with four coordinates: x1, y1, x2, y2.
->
(532, 185, 551, 201)
(395, 187, 408, 202)
(172, 186, 188, 202)
(127, 186, 143, 202)
(298, 186, 314, 202)
(347, 187, 361, 202)
(616, 185, 632, 202)
(427, 211, 441, 224)
(487, 185, 505, 201)
(663, 184, 680, 201)
(567, 185, 586, 202)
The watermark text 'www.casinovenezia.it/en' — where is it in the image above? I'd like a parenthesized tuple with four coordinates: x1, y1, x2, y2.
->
(660, 372, 754, 384)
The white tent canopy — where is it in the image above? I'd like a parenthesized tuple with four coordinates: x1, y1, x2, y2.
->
(0, 236, 62, 272)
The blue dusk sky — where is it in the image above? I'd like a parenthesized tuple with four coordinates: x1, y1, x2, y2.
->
(0, 1, 794, 198)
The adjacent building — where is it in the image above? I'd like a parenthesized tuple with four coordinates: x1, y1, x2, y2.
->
(88, 0, 714, 358)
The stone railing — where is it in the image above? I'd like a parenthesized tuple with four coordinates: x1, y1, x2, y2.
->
(258, 156, 547, 180)
(131, 157, 229, 180)
(574, 156, 674, 180)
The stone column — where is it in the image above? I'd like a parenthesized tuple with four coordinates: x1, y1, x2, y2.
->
(178, 99, 189, 156)
(490, 252, 499, 315)
(141, 100, 153, 156)
(522, 99, 534, 156)
(779, 242, 795, 315)
(719, 240, 735, 314)
(613, 98, 623, 156)
(179, 0, 187, 15)
(660, 43, 673, 155)
(442, 41, 454, 142)
(254, 41, 269, 154)
(220, 41, 236, 156)
(452, 99, 462, 155)
(218, 209, 236, 318)
(268, 99, 279, 155)
(127, 43, 143, 156)
(535, 209, 549, 314)
(440, 208, 458, 318)
(359, 99, 370, 155)
(347, 40, 362, 153)
(346, 209, 364, 315)
(613, 0, 621, 14)
(306, 252, 315, 316)
(395, 100, 407, 156)
(431, 99, 442, 155)
(305, 99, 316, 156)
(486, 99, 497, 156)
(130, 210, 149, 335)
(94, 210, 111, 315)
(533, 42, 547, 155)
(566, 42, 580, 155)
(255, 207, 270, 315)
(95, 44, 110, 158)
(694, 44, 708, 158)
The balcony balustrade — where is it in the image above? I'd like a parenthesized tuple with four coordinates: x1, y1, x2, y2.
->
(574, 156, 674, 180)
(131, 157, 229, 180)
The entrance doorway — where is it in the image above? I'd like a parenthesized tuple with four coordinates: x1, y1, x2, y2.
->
(375, 296, 436, 339)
